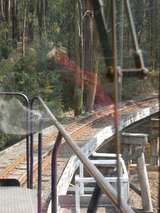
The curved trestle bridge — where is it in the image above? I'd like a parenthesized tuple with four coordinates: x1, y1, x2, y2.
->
(0, 93, 159, 213)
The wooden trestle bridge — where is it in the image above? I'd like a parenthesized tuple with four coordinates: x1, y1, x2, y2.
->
(0, 0, 159, 212)
(0, 94, 159, 213)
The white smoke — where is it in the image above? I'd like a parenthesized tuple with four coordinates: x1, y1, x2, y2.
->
(0, 97, 44, 135)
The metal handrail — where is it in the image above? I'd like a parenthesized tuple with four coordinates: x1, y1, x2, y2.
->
(29, 97, 46, 213)
(0, 92, 31, 188)
(32, 96, 135, 213)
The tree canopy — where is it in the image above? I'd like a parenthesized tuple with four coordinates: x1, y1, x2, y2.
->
(0, 0, 159, 113)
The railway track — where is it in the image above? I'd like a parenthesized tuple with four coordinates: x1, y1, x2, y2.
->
(0, 104, 114, 182)
(0, 96, 158, 201)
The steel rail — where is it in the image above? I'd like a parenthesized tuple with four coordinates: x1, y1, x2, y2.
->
(0, 155, 26, 178)
(0, 104, 114, 185)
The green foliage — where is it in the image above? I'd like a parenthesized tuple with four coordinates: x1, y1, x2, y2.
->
(0, 58, 15, 91)
(0, 47, 64, 114)
(122, 71, 159, 100)
(0, 40, 13, 59)
(0, 133, 22, 151)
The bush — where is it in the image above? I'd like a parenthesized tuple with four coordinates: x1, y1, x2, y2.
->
(0, 47, 64, 116)
(122, 71, 159, 100)
(0, 40, 12, 59)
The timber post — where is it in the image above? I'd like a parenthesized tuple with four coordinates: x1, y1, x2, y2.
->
(121, 132, 153, 213)
(150, 118, 159, 166)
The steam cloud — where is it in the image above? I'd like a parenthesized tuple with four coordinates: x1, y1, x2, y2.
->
(0, 97, 45, 135)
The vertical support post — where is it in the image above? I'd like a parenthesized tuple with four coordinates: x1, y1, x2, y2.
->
(118, 0, 124, 68)
(151, 138, 159, 166)
(137, 153, 153, 212)
(79, 162, 84, 195)
(121, 132, 153, 212)
(75, 175, 81, 213)
(150, 118, 159, 166)
(122, 144, 132, 170)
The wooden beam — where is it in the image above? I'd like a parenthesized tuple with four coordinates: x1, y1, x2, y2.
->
(137, 153, 153, 212)
(121, 132, 148, 145)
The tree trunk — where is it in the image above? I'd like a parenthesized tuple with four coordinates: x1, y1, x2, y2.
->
(82, 0, 99, 112)
(28, 0, 35, 42)
(37, 0, 47, 40)
(12, 0, 18, 43)
(0, 0, 5, 20)
(3, 0, 11, 39)
(37, 0, 42, 39)
(43, 0, 47, 37)
(22, 3, 27, 56)
(5, 0, 11, 24)
(73, 0, 83, 116)
(8, 0, 11, 23)
(150, 0, 157, 70)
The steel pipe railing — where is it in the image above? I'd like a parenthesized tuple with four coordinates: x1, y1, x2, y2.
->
(30, 98, 37, 189)
(30, 97, 45, 213)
